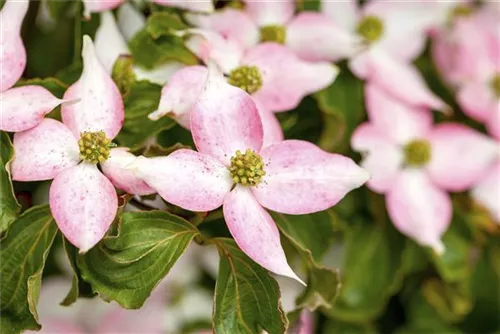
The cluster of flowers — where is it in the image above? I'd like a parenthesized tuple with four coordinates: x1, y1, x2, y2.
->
(1, 0, 499, 287)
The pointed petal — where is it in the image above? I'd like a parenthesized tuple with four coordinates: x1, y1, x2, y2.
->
(117, 2, 146, 41)
(426, 123, 499, 192)
(351, 124, 403, 193)
(152, 0, 214, 13)
(0, 85, 69, 132)
(11, 119, 80, 181)
(190, 64, 263, 165)
(243, 0, 295, 26)
(320, 0, 359, 32)
(129, 150, 232, 212)
(0, 0, 29, 91)
(94, 11, 130, 73)
(472, 162, 500, 223)
(256, 102, 284, 148)
(244, 43, 338, 112)
(286, 12, 361, 62)
(386, 169, 451, 254)
(82, 0, 124, 18)
(148, 65, 207, 128)
(223, 186, 303, 283)
(100, 148, 155, 196)
(50, 163, 118, 252)
(457, 81, 496, 123)
(62, 35, 124, 139)
(252, 140, 369, 214)
(365, 83, 433, 144)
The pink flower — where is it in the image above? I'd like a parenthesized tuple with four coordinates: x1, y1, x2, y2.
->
(11, 36, 152, 252)
(130, 66, 369, 282)
(471, 161, 500, 223)
(152, 0, 214, 13)
(0, 0, 73, 132)
(82, 0, 124, 18)
(352, 84, 498, 253)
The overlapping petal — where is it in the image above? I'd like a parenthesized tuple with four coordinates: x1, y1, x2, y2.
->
(11, 119, 80, 181)
(94, 11, 129, 73)
(153, 0, 214, 13)
(252, 140, 369, 214)
(117, 2, 146, 41)
(472, 162, 500, 223)
(457, 81, 497, 123)
(49, 163, 118, 252)
(320, 0, 359, 32)
(256, 102, 284, 148)
(243, 0, 295, 26)
(82, 0, 124, 18)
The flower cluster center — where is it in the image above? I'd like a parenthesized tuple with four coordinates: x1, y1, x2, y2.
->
(229, 149, 266, 186)
(404, 139, 432, 167)
(78, 131, 113, 164)
(260, 25, 287, 44)
(356, 16, 384, 42)
(490, 74, 500, 98)
(227, 65, 263, 94)
(451, 5, 474, 19)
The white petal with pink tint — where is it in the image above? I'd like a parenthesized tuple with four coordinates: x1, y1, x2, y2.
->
(321, 0, 359, 32)
(62, 35, 124, 139)
(256, 101, 284, 148)
(0, 85, 69, 132)
(365, 83, 433, 144)
(426, 123, 499, 192)
(148, 65, 207, 128)
(117, 2, 146, 41)
(49, 163, 118, 252)
(286, 12, 361, 62)
(223, 185, 303, 283)
(82, 0, 124, 18)
(130, 150, 232, 212)
(243, 0, 295, 26)
(252, 140, 369, 214)
(11, 119, 80, 181)
(244, 43, 338, 112)
(472, 162, 500, 223)
(94, 11, 130, 74)
(100, 148, 155, 196)
(153, 0, 214, 12)
(457, 81, 496, 123)
(386, 169, 451, 254)
(0, 0, 29, 91)
(190, 64, 263, 165)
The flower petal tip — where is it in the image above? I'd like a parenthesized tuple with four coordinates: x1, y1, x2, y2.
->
(431, 240, 445, 256)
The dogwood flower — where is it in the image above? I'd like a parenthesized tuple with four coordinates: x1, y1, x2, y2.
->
(471, 161, 500, 224)
(11, 36, 152, 252)
(130, 66, 369, 282)
(152, 0, 214, 13)
(82, 0, 123, 18)
(0, 0, 72, 132)
(352, 84, 498, 253)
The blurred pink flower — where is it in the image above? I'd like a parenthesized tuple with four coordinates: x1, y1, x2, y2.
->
(472, 161, 500, 223)
(352, 84, 498, 253)
(152, 0, 214, 13)
(130, 66, 369, 283)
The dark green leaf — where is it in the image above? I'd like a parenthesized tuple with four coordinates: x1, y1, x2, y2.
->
(212, 238, 287, 334)
(0, 132, 21, 232)
(0, 205, 58, 334)
(146, 12, 188, 39)
(44, 0, 76, 20)
(111, 55, 136, 97)
(14, 77, 68, 98)
(78, 210, 199, 309)
(422, 278, 472, 323)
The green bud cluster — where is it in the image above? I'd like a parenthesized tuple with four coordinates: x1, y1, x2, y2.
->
(78, 131, 113, 164)
(229, 149, 266, 186)
(260, 25, 287, 44)
(356, 15, 384, 42)
(404, 139, 432, 167)
(227, 65, 263, 94)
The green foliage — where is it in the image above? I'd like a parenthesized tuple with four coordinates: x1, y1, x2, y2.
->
(0, 206, 58, 334)
(111, 55, 136, 97)
(212, 238, 288, 334)
(0, 132, 21, 232)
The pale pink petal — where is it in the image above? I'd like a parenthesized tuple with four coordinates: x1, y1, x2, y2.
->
(129, 150, 232, 212)
(94, 11, 130, 73)
(386, 169, 451, 254)
(350, 48, 448, 112)
(82, 0, 124, 18)
(351, 124, 403, 194)
(117, 2, 146, 41)
(256, 102, 284, 148)
(62, 35, 124, 139)
(190, 64, 263, 165)
(472, 162, 500, 223)
(426, 123, 499, 192)
(0, 0, 29, 91)
(148, 65, 207, 129)
(100, 148, 155, 196)
(95, 302, 166, 334)
(0, 85, 69, 132)
(186, 9, 259, 49)
(11, 119, 80, 181)
(457, 80, 496, 123)
(487, 110, 500, 141)
(365, 83, 433, 144)
(243, 0, 295, 26)
(320, 0, 359, 32)
(153, 0, 214, 13)
(223, 185, 304, 283)
(50, 163, 118, 252)
(286, 12, 361, 62)
(28, 320, 84, 334)
(252, 140, 369, 214)
(243, 43, 338, 112)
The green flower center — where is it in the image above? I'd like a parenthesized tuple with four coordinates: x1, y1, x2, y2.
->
(490, 74, 500, 98)
(229, 149, 266, 186)
(78, 131, 113, 164)
(260, 25, 287, 44)
(227, 65, 263, 94)
(356, 16, 384, 42)
(404, 139, 432, 167)
(451, 5, 474, 19)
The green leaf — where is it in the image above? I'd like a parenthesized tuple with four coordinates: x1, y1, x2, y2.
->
(422, 278, 472, 323)
(60, 238, 81, 306)
(323, 319, 375, 333)
(0, 205, 58, 334)
(212, 238, 287, 334)
(78, 210, 199, 309)
(115, 80, 176, 150)
(146, 12, 189, 39)
(14, 77, 68, 98)
(44, 0, 76, 20)
(111, 55, 136, 97)
(0, 132, 21, 233)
